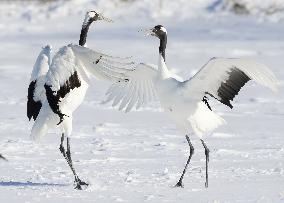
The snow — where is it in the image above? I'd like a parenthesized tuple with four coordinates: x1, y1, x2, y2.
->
(0, 0, 284, 202)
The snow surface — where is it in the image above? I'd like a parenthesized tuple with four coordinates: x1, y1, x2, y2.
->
(0, 1, 284, 202)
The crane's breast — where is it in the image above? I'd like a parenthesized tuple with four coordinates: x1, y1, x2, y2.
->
(44, 46, 89, 122)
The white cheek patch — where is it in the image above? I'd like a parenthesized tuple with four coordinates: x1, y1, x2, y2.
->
(160, 27, 167, 33)
(83, 11, 97, 27)
(87, 11, 97, 19)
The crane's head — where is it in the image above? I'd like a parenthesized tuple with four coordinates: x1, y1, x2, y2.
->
(42, 44, 51, 52)
(142, 25, 168, 60)
(144, 25, 167, 40)
(83, 11, 113, 28)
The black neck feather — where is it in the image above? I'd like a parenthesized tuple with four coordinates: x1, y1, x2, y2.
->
(79, 22, 91, 46)
(159, 34, 167, 62)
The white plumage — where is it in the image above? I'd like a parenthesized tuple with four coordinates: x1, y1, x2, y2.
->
(29, 44, 132, 140)
(106, 53, 278, 138)
(186, 57, 278, 98)
(104, 25, 279, 188)
(27, 11, 133, 190)
(30, 45, 50, 104)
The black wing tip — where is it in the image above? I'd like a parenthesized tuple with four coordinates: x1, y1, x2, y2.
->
(27, 113, 32, 121)
(27, 81, 42, 121)
(206, 92, 234, 109)
(56, 113, 69, 125)
(45, 71, 81, 124)
(27, 111, 38, 121)
(27, 115, 32, 121)
(221, 99, 234, 109)
(216, 68, 250, 108)
(202, 96, 212, 111)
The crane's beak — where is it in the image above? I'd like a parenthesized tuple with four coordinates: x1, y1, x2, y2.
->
(138, 28, 155, 36)
(97, 13, 113, 23)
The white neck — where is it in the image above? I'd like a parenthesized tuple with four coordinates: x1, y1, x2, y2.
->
(158, 54, 170, 79)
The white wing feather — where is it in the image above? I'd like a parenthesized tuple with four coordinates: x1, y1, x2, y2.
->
(104, 63, 158, 112)
(30, 45, 51, 102)
(28, 45, 51, 121)
(183, 57, 279, 136)
(185, 57, 279, 100)
(71, 44, 134, 81)
(45, 44, 134, 91)
(30, 45, 51, 82)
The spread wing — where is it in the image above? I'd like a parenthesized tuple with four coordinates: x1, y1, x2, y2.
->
(184, 57, 279, 108)
(27, 45, 51, 121)
(70, 44, 134, 82)
(44, 44, 134, 124)
(104, 63, 158, 112)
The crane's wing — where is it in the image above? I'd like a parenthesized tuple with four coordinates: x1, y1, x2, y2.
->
(184, 57, 279, 108)
(44, 44, 134, 124)
(27, 45, 51, 121)
(70, 44, 134, 82)
(104, 63, 158, 112)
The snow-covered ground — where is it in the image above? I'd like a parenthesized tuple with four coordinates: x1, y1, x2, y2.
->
(0, 1, 284, 202)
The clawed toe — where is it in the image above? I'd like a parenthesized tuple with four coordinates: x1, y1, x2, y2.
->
(175, 181, 184, 188)
(205, 181, 208, 188)
(74, 179, 89, 190)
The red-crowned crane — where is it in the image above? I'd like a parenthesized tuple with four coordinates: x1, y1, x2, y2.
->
(104, 25, 279, 188)
(27, 11, 133, 190)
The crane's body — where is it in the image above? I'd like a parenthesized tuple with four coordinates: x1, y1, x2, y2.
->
(105, 25, 279, 188)
(154, 57, 226, 137)
(30, 45, 91, 140)
(27, 11, 132, 190)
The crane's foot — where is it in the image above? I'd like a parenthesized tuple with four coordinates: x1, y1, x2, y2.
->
(205, 181, 208, 188)
(175, 180, 184, 188)
(74, 178, 89, 190)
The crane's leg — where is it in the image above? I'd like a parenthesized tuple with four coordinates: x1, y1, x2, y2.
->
(59, 134, 88, 190)
(175, 135, 194, 188)
(201, 139, 209, 188)
(66, 137, 88, 189)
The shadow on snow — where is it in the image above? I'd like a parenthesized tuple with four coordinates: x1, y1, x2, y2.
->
(0, 181, 68, 187)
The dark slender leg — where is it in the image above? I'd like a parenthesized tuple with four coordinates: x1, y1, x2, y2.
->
(201, 139, 209, 188)
(66, 137, 88, 189)
(175, 135, 194, 188)
(59, 134, 88, 190)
